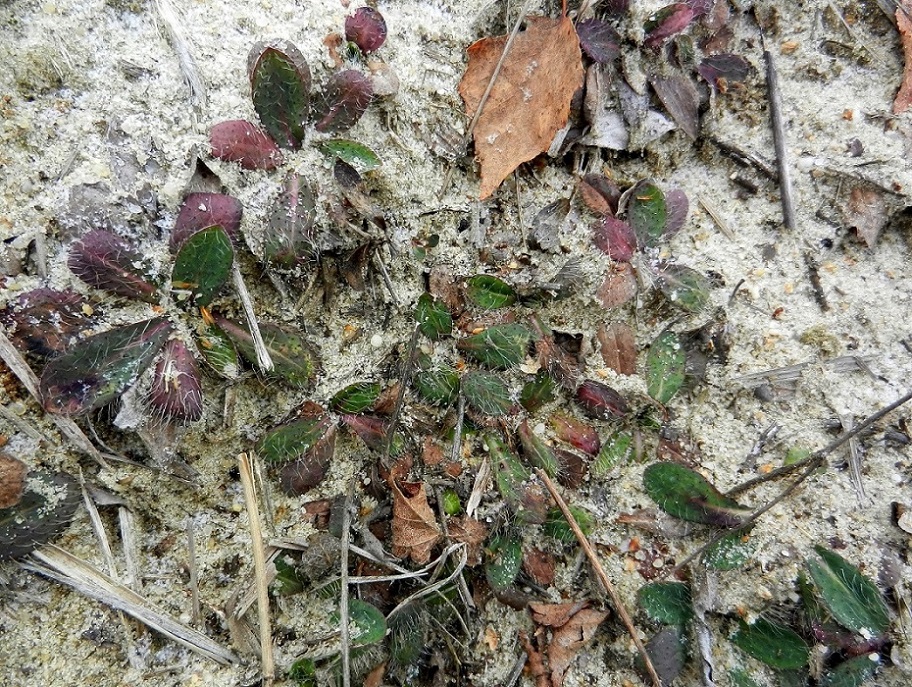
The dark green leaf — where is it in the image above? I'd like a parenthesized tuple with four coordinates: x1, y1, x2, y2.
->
(288, 658, 317, 686)
(40, 318, 172, 416)
(171, 226, 234, 306)
(520, 371, 556, 412)
(258, 415, 332, 465)
(195, 318, 240, 379)
(646, 330, 686, 404)
(732, 617, 809, 670)
(593, 432, 633, 476)
(464, 275, 517, 309)
(654, 262, 711, 313)
(248, 41, 311, 149)
(458, 324, 531, 369)
(703, 530, 756, 570)
(414, 293, 452, 339)
(331, 599, 387, 646)
(807, 546, 890, 637)
(488, 432, 547, 524)
(486, 533, 522, 590)
(637, 582, 693, 626)
(821, 654, 881, 687)
(274, 556, 306, 595)
(319, 139, 381, 172)
(543, 505, 593, 543)
(216, 317, 320, 387)
(517, 419, 560, 478)
(642, 462, 751, 527)
(0, 472, 79, 560)
(388, 604, 426, 680)
(330, 382, 381, 414)
(626, 181, 667, 247)
(462, 371, 511, 416)
(413, 366, 459, 406)
(264, 173, 317, 269)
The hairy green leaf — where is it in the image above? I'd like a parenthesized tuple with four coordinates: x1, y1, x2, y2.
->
(0, 472, 79, 560)
(638, 582, 693, 626)
(458, 324, 531, 369)
(543, 505, 593, 543)
(465, 275, 517, 309)
(258, 415, 332, 465)
(646, 330, 686, 404)
(486, 533, 522, 590)
(414, 293, 453, 340)
(462, 371, 511, 416)
(319, 139, 381, 172)
(703, 530, 756, 570)
(413, 366, 459, 406)
(331, 382, 381, 414)
(216, 317, 319, 387)
(593, 431, 633, 476)
(517, 420, 560, 478)
(248, 41, 311, 149)
(331, 599, 387, 646)
(654, 262, 711, 313)
(732, 617, 809, 670)
(807, 546, 890, 637)
(642, 462, 751, 527)
(627, 180, 667, 247)
(520, 371, 557, 412)
(171, 226, 234, 306)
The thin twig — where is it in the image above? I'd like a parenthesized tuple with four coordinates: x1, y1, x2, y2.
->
(535, 469, 661, 687)
(451, 395, 466, 464)
(238, 453, 274, 686)
(385, 325, 420, 462)
(434, 487, 476, 612)
(340, 479, 355, 687)
(760, 29, 797, 230)
(187, 516, 201, 627)
(438, 0, 531, 198)
(698, 195, 736, 240)
(372, 250, 400, 306)
(231, 264, 274, 372)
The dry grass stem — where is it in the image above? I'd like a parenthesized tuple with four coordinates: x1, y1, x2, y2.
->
(238, 453, 275, 685)
(187, 516, 202, 626)
(535, 468, 662, 687)
(232, 264, 274, 372)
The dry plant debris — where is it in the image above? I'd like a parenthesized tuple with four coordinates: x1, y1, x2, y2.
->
(895, 0, 912, 113)
(458, 14, 584, 198)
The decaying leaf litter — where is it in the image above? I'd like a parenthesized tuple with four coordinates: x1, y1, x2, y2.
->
(2, 0, 912, 686)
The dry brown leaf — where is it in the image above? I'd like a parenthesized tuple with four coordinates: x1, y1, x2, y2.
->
(522, 547, 556, 586)
(0, 453, 26, 509)
(596, 263, 637, 308)
(597, 322, 637, 375)
(390, 480, 442, 564)
(448, 515, 487, 566)
(458, 15, 584, 198)
(895, 1, 912, 114)
(845, 185, 889, 247)
(528, 601, 610, 686)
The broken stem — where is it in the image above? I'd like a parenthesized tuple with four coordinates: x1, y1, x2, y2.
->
(535, 469, 662, 687)
(760, 30, 797, 230)
(231, 263, 274, 372)
(238, 453, 274, 686)
(340, 478, 355, 687)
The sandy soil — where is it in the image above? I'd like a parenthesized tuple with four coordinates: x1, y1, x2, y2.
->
(1, 0, 912, 685)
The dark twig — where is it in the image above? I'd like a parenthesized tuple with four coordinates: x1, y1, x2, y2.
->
(536, 469, 662, 687)
(339, 478, 356, 687)
(385, 324, 420, 462)
(760, 29, 797, 230)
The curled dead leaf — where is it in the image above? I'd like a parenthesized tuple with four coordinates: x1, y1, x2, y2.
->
(390, 480, 442, 564)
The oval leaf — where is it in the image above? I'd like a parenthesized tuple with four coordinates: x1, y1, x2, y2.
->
(486, 533, 523, 590)
(258, 414, 332, 465)
(593, 431, 633, 476)
(210, 120, 284, 170)
(807, 546, 890, 637)
(575, 379, 629, 419)
(637, 582, 693, 626)
(68, 230, 158, 303)
(550, 412, 600, 456)
(543, 505, 593, 543)
(216, 317, 319, 388)
(148, 339, 203, 422)
(331, 382, 381, 414)
(0, 472, 79, 560)
(576, 18, 621, 64)
(644, 3, 695, 49)
(196, 317, 240, 379)
(732, 617, 809, 670)
(414, 293, 453, 340)
(248, 41, 311, 149)
(626, 181, 667, 247)
(520, 371, 557, 412)
(413, 367, 459, 406)
(313, 70, 373, 134)
(319, 139, 381, 172)
(264, 173, 318, 269)
(646, 330, 686, 404)
(654, 262, 711, 313)
(465, 275, 517, 309)
(462, 371, 512, 416)
(345, 7, 387, 54)
(332, 598, 387, 646)
(457, 323, 531, 369)
(642, 462, 751, 527)
(592, 216, 637, 262)
(171, 193, 243, 253)
(278, 426, 336, 496)
(40, 318, 172, 416)
(171, 226, 234, 307)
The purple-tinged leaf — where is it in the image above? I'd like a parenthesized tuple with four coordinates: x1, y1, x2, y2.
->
(664, 188, 689, 236)
(643, 4, 695, 49)
(171, 226, 234, 307)
(279, 425, 337, 496)
(210, 120, 284, 170)
(248, 41, 312, 149)
(579, 175, 621, 217)
(575, 379, 629, 419)
(39, 318, 172, 416)
(2, 289, 98, 359)
(148, 339, 203, 422)
(697, 54, 751, 88)
(263, 173, 317, 269)
(341, 414, 405, 456)
(171, 193, 242, 252)
(215, 317, 319, 388)
(576, 18, 621, 64)
(625, 180, 668, 247)
(313, 70, 373, 134)
(596, 263, 637, 308)
(592, 216, 637, 262)
(649, 72, 700, 140)
(684, 0, 714, 17)
(550, 412, 601, 457)
(517, 419, 560, 478)
(68, 230, 158, 303)
(345, 7, 387, 54)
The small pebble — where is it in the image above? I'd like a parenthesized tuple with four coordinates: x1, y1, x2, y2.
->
(370, 334, 383, 348)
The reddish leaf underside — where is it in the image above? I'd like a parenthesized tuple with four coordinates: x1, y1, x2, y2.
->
(210, 119, 284, 170)
(171, 193, 243, 252)
(895, 1, 912, 114)
(68, 230, 158, 303)
(458, 15, 585, 199)
(148, 338, 203, 422)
